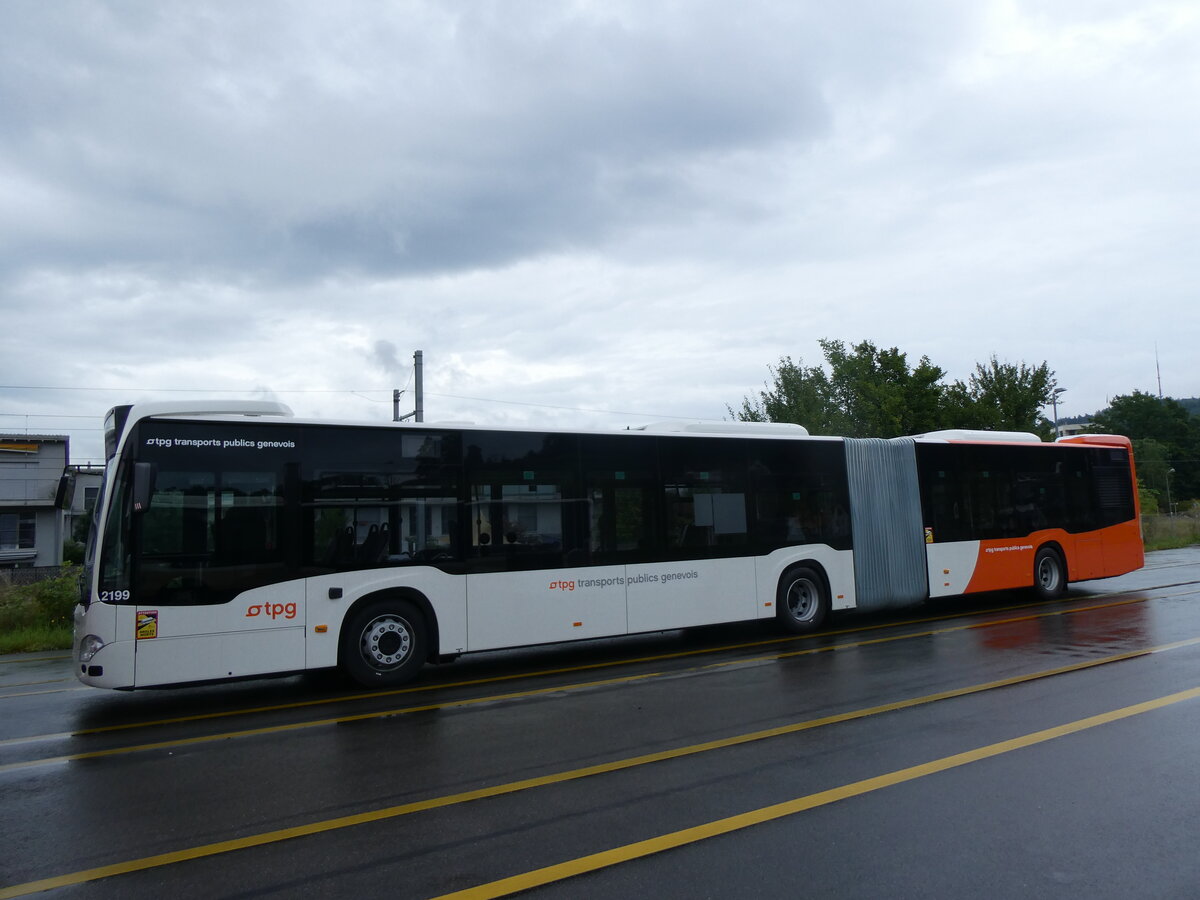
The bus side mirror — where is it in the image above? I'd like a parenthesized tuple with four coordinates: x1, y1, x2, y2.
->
(132, 462, 156, 513)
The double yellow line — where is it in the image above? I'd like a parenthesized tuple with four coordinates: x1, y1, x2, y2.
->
(3, 634, 1199, 899)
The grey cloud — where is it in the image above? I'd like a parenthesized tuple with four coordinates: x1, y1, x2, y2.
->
(0, 2, 975, 284)
(369, 340, 403, 376)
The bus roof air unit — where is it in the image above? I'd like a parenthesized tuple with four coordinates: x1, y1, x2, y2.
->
(915, 429, 1042, 443)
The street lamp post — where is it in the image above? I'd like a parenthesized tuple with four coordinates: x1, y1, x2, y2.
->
(1166, 468, 1175, 517)
(1050, 387, 1066, 437)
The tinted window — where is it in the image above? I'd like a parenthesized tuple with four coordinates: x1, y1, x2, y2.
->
(301, 427, 462, 571)
(916, 443, 1135, 542)
(581, 434, 660, 564)
(658, 436, 750, 558)
(747, 440, 851, 551)
(1091, 447, 1135, 528)
(463, 431, 585, 571)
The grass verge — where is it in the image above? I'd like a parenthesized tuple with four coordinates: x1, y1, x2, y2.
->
(0, 567, 78, 654)
(0, 625, 73, 655)
(1142, 515, 1200, 552)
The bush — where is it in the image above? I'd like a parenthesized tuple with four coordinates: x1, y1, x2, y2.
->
(0, 566, 79, 633)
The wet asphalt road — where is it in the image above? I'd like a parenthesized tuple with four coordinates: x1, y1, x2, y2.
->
(2, 548, 1200, 899)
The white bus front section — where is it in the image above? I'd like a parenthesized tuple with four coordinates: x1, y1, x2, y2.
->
(75, 600, 137, 689)
(75, 582, 313, 689)
(76, 567, 468, 689)
(130, 582, 308, 687)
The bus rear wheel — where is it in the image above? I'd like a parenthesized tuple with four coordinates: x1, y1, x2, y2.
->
(1032, 547, 1066, 600)
(340, 599, 427, 687)
(777, 566, 829, 634)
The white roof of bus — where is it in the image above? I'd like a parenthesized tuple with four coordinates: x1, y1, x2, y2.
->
(120, 402, 1096, 448)
(123, 402, 840, 443)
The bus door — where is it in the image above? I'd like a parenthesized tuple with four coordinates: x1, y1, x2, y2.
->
(130, 456, 306, 687)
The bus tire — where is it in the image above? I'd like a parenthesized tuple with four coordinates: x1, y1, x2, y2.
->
(340, 599, 427, 687)
(1032, 546, 1066, 600)
(777, 566, 829, 634)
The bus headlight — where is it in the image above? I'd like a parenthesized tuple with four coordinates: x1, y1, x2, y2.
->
(78, 635, 105, 663)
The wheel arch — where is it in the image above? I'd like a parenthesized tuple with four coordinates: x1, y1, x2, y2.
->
(779, 559, 832, 598)
(1035, 540, 1069, 585)
(339, 587, 442, 664)
(775, 559, 833, 633)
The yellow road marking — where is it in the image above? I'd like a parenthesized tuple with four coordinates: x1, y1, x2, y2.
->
(5, 588, 1179, 752)
(52, 587, 1182, 736)
(0, 595, 1191, 768)
(2, 639, 1199, 898)
(432, 685, 1200, 900)
(0, 673, 664, 773)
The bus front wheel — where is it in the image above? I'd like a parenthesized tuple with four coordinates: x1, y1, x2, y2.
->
(1032, 547, 1066, 600)
(777, 567, 829, 634)
(340, 599, 427, 687)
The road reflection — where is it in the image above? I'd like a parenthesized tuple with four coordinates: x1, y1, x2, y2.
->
(975, 594, 1150, 653)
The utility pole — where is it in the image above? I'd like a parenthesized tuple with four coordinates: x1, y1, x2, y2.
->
(1156, 342, 1163, 398)
(1050, 387, 1065, 437)
(393, 350, 424, 422)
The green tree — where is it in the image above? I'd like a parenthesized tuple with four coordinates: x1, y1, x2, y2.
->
(945, 357, 1058, 438)
(1092, 392, 1200, 500)
(1092, 391, 1194, 446)
(730, 355, 838, 432)
(1131, 437, 1171, 510)
(818, 339, 948, 437)
(1137, 480, 1160, 515)
(733, 341, 1056, 439)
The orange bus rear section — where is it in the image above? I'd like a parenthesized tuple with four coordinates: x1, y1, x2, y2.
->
(938, 432, 1143, 594)
(965, 520, 1144, 594)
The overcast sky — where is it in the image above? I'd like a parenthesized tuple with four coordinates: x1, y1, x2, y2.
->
(2, 1, 1197, 463)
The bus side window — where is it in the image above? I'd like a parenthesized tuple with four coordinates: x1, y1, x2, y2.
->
(749, 440, 850, 551)
(1063, 453, 1092, 531)
(463, 430, 584, 572)
(660, 437, 749, 557)
(581, 435, 658, 563)
(588, 486, 652, 557)
(1091, 448, 1135, 528)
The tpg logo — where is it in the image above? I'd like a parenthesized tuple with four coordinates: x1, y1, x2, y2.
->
(548, 581, 576, 591)
(245, 602, 298, 619)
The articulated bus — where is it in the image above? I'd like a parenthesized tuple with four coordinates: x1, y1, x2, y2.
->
(74, 401, 1143, 690)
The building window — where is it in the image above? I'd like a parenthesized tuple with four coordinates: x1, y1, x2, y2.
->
(0, 512, 36, 550)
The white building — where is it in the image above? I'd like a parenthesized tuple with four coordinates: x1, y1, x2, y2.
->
(1056, 423, 1091, 438)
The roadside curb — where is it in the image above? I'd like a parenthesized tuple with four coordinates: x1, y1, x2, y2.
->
(0, 651, 73, 665)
